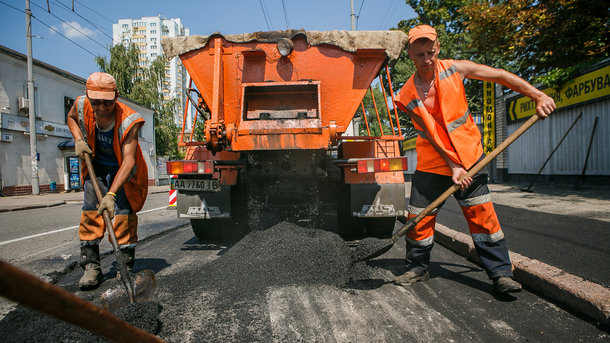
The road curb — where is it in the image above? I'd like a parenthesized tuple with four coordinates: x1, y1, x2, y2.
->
(0, 201, 66, 212)
(434, 224, 610, 326)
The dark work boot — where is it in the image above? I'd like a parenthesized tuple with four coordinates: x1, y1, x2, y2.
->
(493, 276, 522, 294)
(393, 270, 430, 286)
(79, 244, 103, 290)
(116, 246, 135, 280)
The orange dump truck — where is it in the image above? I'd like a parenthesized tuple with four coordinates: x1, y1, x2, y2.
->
(162, 30, 409, 239)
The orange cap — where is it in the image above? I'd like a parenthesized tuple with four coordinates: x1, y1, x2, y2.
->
(408, 25, 437, 44)
(86, 72, 117, 100)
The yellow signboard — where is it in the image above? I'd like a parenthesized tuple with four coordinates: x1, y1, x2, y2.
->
(508, 64, 610, 122)
(483, 81, 495, 154)
(402, 137, 416, 151)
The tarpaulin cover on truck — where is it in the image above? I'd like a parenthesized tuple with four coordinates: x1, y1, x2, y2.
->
(161, 29, 408, 61)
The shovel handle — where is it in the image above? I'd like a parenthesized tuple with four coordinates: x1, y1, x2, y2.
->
(0, 260, 164, 343)
(82, 154, 136, 304)
(392, 114, 540, 241)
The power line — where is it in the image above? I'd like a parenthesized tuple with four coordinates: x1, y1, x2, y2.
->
(356, 0, 365, 30)
(281, 0, 290, 29)
(259, 0, 271, 31)
(74, 0, 114, 24)
(0, 0, 99, 57)
(379, 0, 400, 30)
(0, 0, 22, 13)
(51, 0, 113, 40)
(30, 0, 110, 51)
(33, 15, 99, 57)
(262, 0, 274, 30)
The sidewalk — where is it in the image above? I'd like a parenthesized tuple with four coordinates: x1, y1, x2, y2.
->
(0, 185, 170, 212)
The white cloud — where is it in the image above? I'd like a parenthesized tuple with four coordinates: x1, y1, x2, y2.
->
(61, 22, 95, 39)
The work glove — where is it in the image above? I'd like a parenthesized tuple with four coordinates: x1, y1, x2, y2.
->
(97, 192, 116, 219)
(75, 139, 92, 159)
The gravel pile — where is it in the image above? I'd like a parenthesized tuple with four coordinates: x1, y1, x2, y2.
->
(1, 221, 378, 342)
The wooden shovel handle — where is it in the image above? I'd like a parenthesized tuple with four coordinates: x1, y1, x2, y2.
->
(392, 114, 540, 241)
(0, 260, 164, 342)
(82, 154, 136, 303)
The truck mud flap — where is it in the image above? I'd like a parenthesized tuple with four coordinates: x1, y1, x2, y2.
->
(177, 187, 231, 219)
(350, 183, 406, 218)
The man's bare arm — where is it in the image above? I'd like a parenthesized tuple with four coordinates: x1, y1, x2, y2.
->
(454, 60, 556, 118)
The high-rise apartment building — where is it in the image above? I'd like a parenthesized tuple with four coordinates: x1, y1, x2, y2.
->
(112, 16, 191, 126)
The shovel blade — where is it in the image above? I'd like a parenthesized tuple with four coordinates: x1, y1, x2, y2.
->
(352, 238, 395, 262)
(100, 270, 156, 313)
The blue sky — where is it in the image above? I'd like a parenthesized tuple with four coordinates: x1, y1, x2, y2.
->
(0, 0, 415, 79)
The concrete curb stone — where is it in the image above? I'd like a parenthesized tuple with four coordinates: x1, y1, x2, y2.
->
(0, 201, 66, 213)
(434, 223, 610, 327)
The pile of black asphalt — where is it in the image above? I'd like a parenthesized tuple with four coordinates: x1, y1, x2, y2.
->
(0, 221, 380, 342)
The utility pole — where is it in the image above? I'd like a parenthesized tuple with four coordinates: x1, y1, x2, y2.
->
(350, 0, 356, 31)
(26, 0, 40, 195)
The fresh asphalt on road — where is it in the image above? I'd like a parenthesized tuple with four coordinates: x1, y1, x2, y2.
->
(432, 187, 610, 288)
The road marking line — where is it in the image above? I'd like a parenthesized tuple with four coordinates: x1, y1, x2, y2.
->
(0, 206, 167, 246)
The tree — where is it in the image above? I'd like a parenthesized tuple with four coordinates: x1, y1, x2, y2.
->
(461, 0, 609, 87)
(390, 0, 488, 117)
(95, 43, 139, 95)
(356, 84, 415, 138)
(96, 45, 182, 159)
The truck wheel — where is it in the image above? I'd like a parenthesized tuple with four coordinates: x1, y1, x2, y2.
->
(364, 217, 396, 238)
(190, 219, 223, 241)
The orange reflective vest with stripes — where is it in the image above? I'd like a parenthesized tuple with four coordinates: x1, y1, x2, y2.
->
(76, 96, 148, 212)
(394, 59, 483, 176)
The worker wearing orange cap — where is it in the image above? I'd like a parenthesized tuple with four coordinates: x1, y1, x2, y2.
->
(67, 72, 148, 290)
(394, 25, 555, 294)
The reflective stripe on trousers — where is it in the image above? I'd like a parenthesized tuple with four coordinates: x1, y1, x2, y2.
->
(405, 167, 513, 279)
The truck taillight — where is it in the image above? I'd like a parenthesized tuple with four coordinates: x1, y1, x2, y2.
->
(356, 157, 408, 174)
(166, 161, 214, 175)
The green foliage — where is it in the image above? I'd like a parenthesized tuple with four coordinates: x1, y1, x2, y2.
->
(356, 84, 415, 138)
(388, 0, 608, 119)
(96, 45, 182, 159)
(389, 0, 488, 120)
(95, 44, 139, 95)
(461, 0, 609, 82)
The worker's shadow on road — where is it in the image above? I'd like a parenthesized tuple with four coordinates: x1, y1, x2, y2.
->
(356, 259, 518, 302)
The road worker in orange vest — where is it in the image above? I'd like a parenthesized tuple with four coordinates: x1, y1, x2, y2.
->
(394, 25, 556, 294)
(67, 72, 148, 290)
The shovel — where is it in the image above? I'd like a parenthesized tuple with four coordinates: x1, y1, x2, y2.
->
(82, 154, 156, 312)
(353, 114, 541, 262)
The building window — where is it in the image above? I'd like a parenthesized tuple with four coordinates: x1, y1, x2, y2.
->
(150, 22, 156, 27)
(64, 96, 75, 124)
(150, 30, 157, 34)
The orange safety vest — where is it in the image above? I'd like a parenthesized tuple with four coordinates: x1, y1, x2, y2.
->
(394, 59, 483, 176)
(76, 96, 148, 212)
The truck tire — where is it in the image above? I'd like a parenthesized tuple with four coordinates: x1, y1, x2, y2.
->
(190, 219, 222, 241)
(364, 217, 396, 238)
(190, 182, 249, 242)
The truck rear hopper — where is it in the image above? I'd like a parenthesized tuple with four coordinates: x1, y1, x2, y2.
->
(162, 30, 409, 240)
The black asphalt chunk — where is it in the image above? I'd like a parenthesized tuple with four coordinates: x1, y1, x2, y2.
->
(155, 221, 378, 342)
(352, 237, 394, 262)
(0, 299, 161, 342)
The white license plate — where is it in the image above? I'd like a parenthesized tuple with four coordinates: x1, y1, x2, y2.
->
(174, 179, 220, 192)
